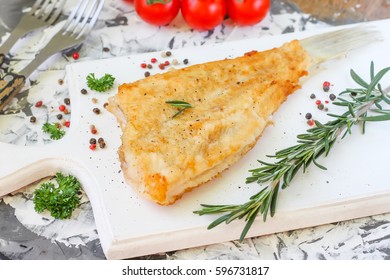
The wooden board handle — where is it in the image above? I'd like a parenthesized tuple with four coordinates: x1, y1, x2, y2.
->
(0, 54, 26, 112)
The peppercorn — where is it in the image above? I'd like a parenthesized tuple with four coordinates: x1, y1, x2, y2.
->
(317, 103, 324, 110)
(30, 116, 36, 123)
(323, 81, 330, 92)
(57, 114, 63, 120)
(103, 102, 109, 108)
(89, 138, 97, 145)
(58, 79, 64, 85)
(172, 59, 179, 66)
(99, 141, 106, 149)
(81, 88, 88, 95)
(183, 58, 189, 65)
(305, 112, 312, 120)
(164, 61, 170, 66)
(59, 105, 66, 112)
(351, 92, 357, 97)
(147, 64, 153, 69)
(315, 100, 321, 105)
(35, 101, 43, 108)
(166, 51, 172, 57)
(89, 144, 96, 150)
(144, 71, 150, 77)
(161, 52, 167, 58)
(310, 93, 316, 99)
(93, 108, 101, 114)
(151, 58, 157, 63)
(64, 121, 70, 127)
(72, 52, 80, 60)
(103, 47, 110, 52)
(98, 137, 104, 143)
(141, 63, 147, 68)
(329, 94, 336, 101)
(64, 98, 70, 105)
(159, 63, 165, 70)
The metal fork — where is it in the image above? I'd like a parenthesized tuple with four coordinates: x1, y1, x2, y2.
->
(0, 0, 105, 112)
(0, 0, 66, 55)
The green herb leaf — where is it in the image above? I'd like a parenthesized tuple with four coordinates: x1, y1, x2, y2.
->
(166, 100, 192, 118)
(86, 73, 115, 92)
(42, 122, 65, 140)
(33, 172, 82, 219)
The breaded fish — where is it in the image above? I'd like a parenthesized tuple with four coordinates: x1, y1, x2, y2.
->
(108, 40, 311, 205)
(107, 26, 376, 205)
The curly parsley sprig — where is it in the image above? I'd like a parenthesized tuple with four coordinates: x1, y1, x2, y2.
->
(194, 62, 390, 241)
(42, 122, 65, 140)
(33, 172, 82, 219)
(86, 73, 115, 92)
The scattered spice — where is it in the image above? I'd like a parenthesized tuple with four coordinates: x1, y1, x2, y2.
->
(310, 93, 316, 99)
(172, 59, 179, 66)
(141, 63, 147, 68)
(58, 79, 64, 85)
(317, 103, 324, 110)
(57, 114, 63, 120)
(325, 100, 329, 104)
(159, 63, 165, 70)
(30, 116, 36, 123)
(103, 47, 110, 52)
(305, 112, 312, 120)
(89, 144, 96, 150)
(307, 119, 315, 126)
(147, 64, 153, 69)
(81, 88, 88, 95)
(315, 100, 321, 105)
(93, 108, 101, 114)
(166, 51, 172, 57)
(151, 58, 157, 63)
(63, 108, 69, 114)
(92, 98, 98, 104)
(64, 98, 70, 105)
(98, 137, 106, 149)
(72, 52, 80, 60)
(323, 81, 330, 92)
(89, 138, 97, 145)
(35, 101, 43, 108)
(329, 94, 336, 101)
(164, 61, 170, 66)
(161, 52, 167, 58)
(90, 125, 98, 134)
(144, 71, 150, 77)
(64, 121, 70, 128)
(103, 102, 109, 108)
(183, 58, 189, 65)
(59, 105, 66, 112)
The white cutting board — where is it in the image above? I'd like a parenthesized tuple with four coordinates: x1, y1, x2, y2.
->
(1, 19, 390, 259)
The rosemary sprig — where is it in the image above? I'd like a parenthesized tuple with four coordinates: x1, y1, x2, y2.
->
(165, 100, 192, 118)
(194, 62, 390, 241)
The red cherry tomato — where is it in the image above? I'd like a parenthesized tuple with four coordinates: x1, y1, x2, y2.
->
(227, 0, 270, 26)
(135, 0, 180, 26)
(181, 0, 227, 31)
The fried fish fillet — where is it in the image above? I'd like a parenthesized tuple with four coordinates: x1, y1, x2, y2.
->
(108, 40, 312, 205)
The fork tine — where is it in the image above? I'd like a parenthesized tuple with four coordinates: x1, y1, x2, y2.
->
(28, 0, 45, 15)
(62, 0, 88, 33)
(73, 0, 98, 36)
(45, 0, 66, 24)
(76, 0, 104, 39)
(34, 0, 51, 18)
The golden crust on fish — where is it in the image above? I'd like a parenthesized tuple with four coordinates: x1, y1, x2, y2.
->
(107, 40, 312, 205)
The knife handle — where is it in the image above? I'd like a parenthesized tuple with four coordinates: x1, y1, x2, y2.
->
(0, 54, 26, 112)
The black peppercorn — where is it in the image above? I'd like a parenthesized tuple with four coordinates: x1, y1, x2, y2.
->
(166, 51, 172, 57)
(183, 58, 189, 65)
(89, 138, 97, 145)
(30, 116, 36, 123)
(64, 98, 70, 105)
(57, 114, 63, 120)
(329, 94, 336, 101)
(81, 88, 88, 95)
(310, 93, 316, 99)
(305, 112, 312, 120)
(93, 108, 101, 114)
(144, 71, 150, 77)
